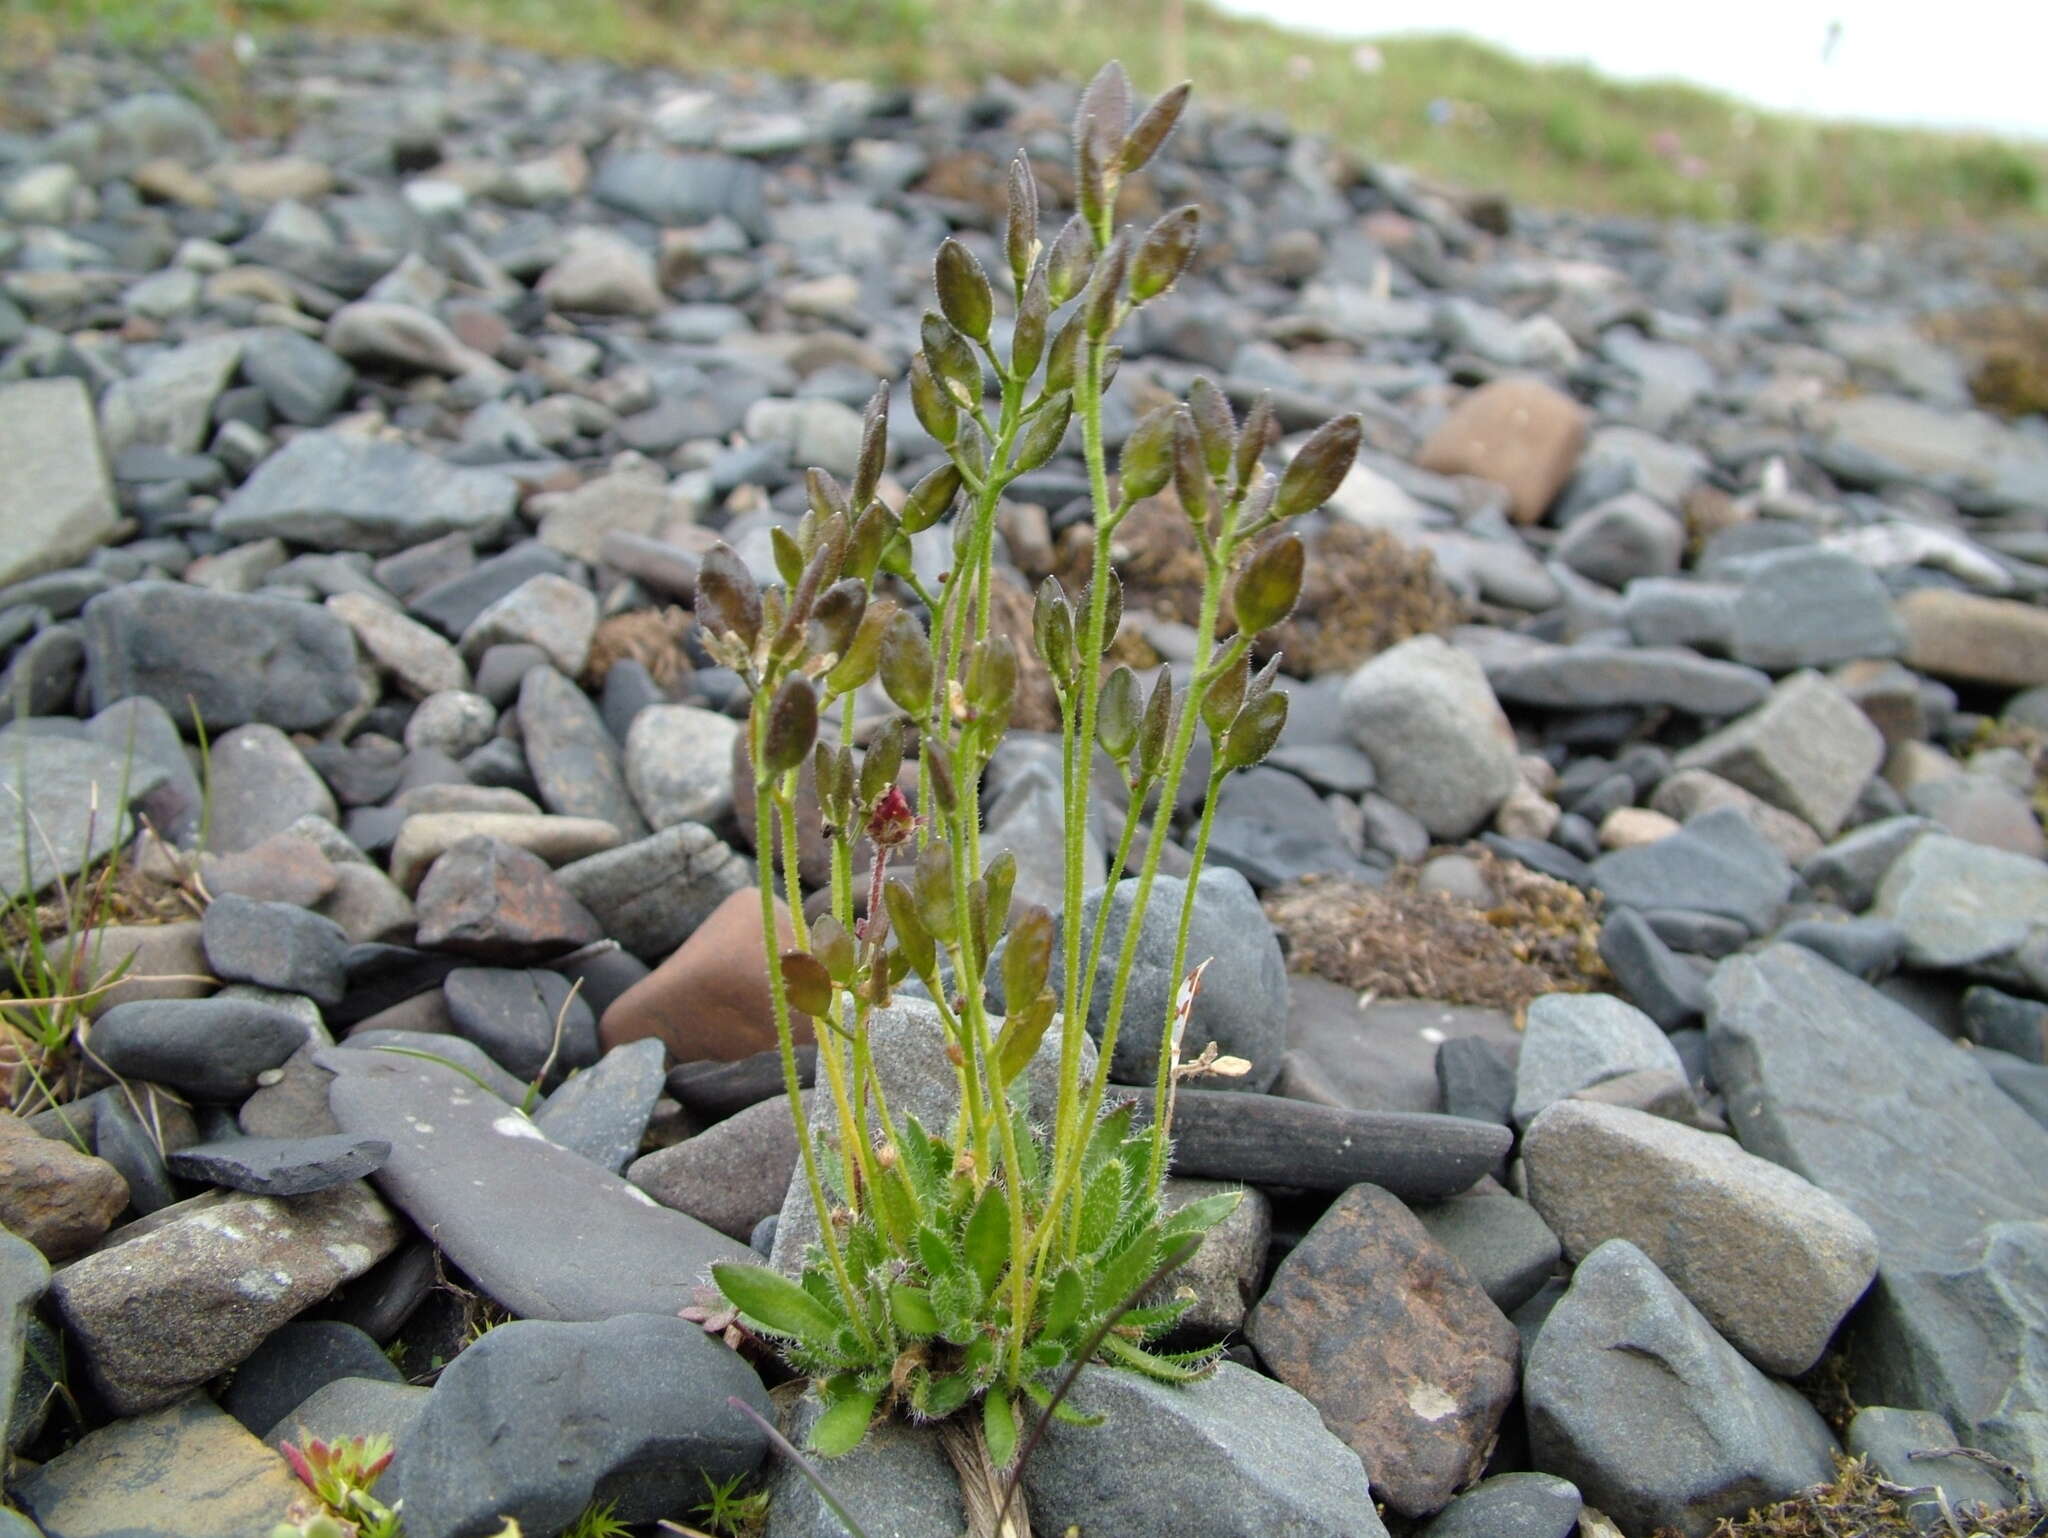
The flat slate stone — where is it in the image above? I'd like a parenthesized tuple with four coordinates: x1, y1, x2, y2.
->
(0, 732, 158, 900)
(219, 1318, 402, 1435)
(1707, 944, 2048, 1475)
(533, 1038, 667, 1171)
(215, 430, 518, 554)
(90, 996, 311, 1101)
(1672, 670, 1884, 839)
(1512, 992, 1686, 1128)
(1485, 644, 1772, 716)
(0, 377, 119, 589)
(1590, 806, 1793, 935)
(1876, 832, 2048, 984)
(168, 1133, 391, 1195)
(321, 1047, 750, 1321)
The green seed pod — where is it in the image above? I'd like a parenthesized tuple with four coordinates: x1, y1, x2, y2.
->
(1120, 80, 1190, 173)
(900, 462, 962, 535)
(1045, 217, 1093, 309)
(844, 499, 891, 584)
(952, 416, 990, 482)
(695, 543, 761, 651)
(1232, 533, 1305, 636)
(967, 634, 1019, 734)
(780, 951, 833, 1019)
(910, 352, 957, 447)
(1011, 261, 1050, 384)
(1014, 392, 1072, 474)
(761, 674, 819, 777)
(1117, 403, 1177, 502)
(1082, 230, 1129, 342)
(885, 879, 934, 978)
(1006, 152, 1041, 293)
(1201, 652, 1248, 741)
(770, 524, 804, 588)
(1172, 408, 1213, 529)
(913, 840, 957, 944)
(1033, 575, 1077, 689)
(812, 739, 851, 830)
(983, 848, 1016, 934)
(825, 596, 895, 695)
(859, 716, 907, 807)
(811, 915, 857, 985)
(1096, 664, 1140, 760)
(1135, 666, 1176, 783)
(1043, 310, 1083, 397)
(1076, 130, 1112, 241)
(1073, 59, 1132, 167)
(878, 609, 934, 716)
(1222, 687, 1289, 772)
(809, 577, 868, 663)
(1128, 205, 1200, 305)
(807, 467, 852, 521)
(1082, 566, 1123, 655)
(921, 311, 981, 408)
(1100, 344, 1122, 390)
(1246, 653, 1285, 702)
(1002, 904, 1055, 1017)
(852, 383, 890, 510)
(1274, 412, 1363, 521)
(1187, 376, 1235, 481)
(922, 738, 957, 819)
(1234, 393, 1277, 496)
(935, 238, 993, 345)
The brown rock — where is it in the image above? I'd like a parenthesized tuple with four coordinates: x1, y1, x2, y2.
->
(1831, 658, 1928, 748)
(628, 1090, 808, 1239)
(1898, 587, 2048, 689)
(1416, 377, 1588, 525)
(389, 811, 621, 893)
(414, 835, 603, 963)
(0, 1112, 129, 1260)
(600, 886, 812, 1062)
(202, 830, 339, 907)
(1648, 769, 1822, 865)
(1245, 1182, 1520, 1518)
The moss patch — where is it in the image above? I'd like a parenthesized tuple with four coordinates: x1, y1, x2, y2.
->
(1659, 1452, 2045, 1538)
(1262, 850, 1606, 1017)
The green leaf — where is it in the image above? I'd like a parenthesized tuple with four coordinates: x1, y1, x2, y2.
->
(779, 952, 833, 1019)
(917, 1224, 960, 1281)
(713, 1262, 844, 1349)
(808, 1385, 878, 1458)
(1162, 1187, 1243, 1238)
(921, 310, 982, 408)
(889, 1283, 940, 1336)
(885, 879, 934, 978)
(983, 849, 1017, 937)
(1188, 376, 1236, 480)
(1076, 1161, 1123, 1255)
(983, 1386, 1018, 1469)
(917, 1370, 974, 1419)
(1020, 1375, 1106, 1427)
(1092, 1227, 1161, 1315)
(1095, 665, 1140, 761)
(962, 1183, 1010, 1297)
(1042, 1266, 1085, 1341)
(1099, 1332, 1213, 1383)
(899, 462, 961, 535)
(913, 841, 957, 945)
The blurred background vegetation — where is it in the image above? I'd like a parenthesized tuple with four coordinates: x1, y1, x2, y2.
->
(6, 0, 2046, 232)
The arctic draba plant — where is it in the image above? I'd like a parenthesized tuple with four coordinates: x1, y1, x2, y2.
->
(703, 61, 1362, 1477)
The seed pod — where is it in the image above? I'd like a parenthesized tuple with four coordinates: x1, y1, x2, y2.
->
(825, 597, 895, 695)
(811, 915, 857, 985)
(1096, 664, 1140, 760)
(1043, 310, 1083, 397)
(967, 634, 1018, 734)
(1014, 392, 1072, 473)
(844, 499, 891, 584)
(781, 951, 834, 1019)
(1201, 651, 1248, 740)
(1222, 687, 1289, 772)
(910, 352, 957, 447)
(935, 238, 993, 345)
(1172, 408, 1213, 530)
(1120, 81, 1190, 173)
(922, 738, 958, 818)
(952, 416, 990, 482)
(1187, 376, 1235, 481)
(1118, 403, 1177, 502)
(1232, 534, 1304, 636)
(1076, 130, 1112, 241)
(1002, 904, 1055, 1016)
(761, 675, 819, 777)
(812, 740, 846, 828)
(913, 841, 957, 944)
(695, 543, 761, 651)
(1082, 230, 1129, 342)
(852, 384, 890, 510)
(1006, 152, 1041, 292)
(1129, 205, 1200, 304)
(1033, 575, 1077, 688)
(921, 311, 981, 408)
(1082, 566, 1123, 655)
(1100, 345, 1122, 390)
(809, 577, 868, 663)
(885, 879, 934, 978)
(900, 462, 962, 535)
(1233, 393, 1276, 495)
(1135, 666, 1177, 782)
(859, 716, 907, 807)
(1073, 59, 1132, 166)
(1011, 261, 1050, 383)
(1045, 216, 1093, 309)
(983, 849, 1016, 934)
(807, 467, 852, 522)
(878, 609, 934, 716)
(770, 524, 804, 588)
(1274, 412, 1363, 521)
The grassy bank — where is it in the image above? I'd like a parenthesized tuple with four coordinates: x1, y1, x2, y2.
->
(6, 0, 2046, 232)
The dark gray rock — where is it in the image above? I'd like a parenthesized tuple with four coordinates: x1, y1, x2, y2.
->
(219, 1319, 401, 1435)
(1342, 635, 1518, 839)
(1161, 1090, 1510, 1199)
(216, 431, 518, 553)
(1672, 670, 1885, 839)
(1875, 832, 2048, 986)
(1799, 815, 1934, 913)
(1597, 906, 1707, 1029)
(1729, 547, 1908, 671)
(1487, 644, 1772, 716)
(409, 543, 570, 639)
(168, 1133, 391, 1195)
(763, 1386, 963, 1538)
(337, 1029, 525, 1102)
(1963, 985, 2048, 1064)
(1207, 766, 1383, 887)
(592, 149, 766, 234)
(1413, 1179, 1562, 1314)
(1591, 807, 1793, 935)
(263, 1376, 429, 1489)
(91, 997, 311, 1100)
(0, 731, 162, 900)
(555, 821, 753, 963)
(0, 1230, 48, 1456)
(443, 966, 598, 1086)
(82, 580, 361, 732)
(1846, 1407, 2020, 1528)
(322, 1048, 750, 1320)
(239, 328, 356, 425)
(1526, 1239, 1838, 1538)
(1418, 1473, 1582, 1538)
(1776, 916, 1904, 979)
(533, 1037, 668, 1171)
(1437, 1034, 1517, 1129)
(1513, 992, 1686, 1127)
(202, 892, 350, 1007)
(1707, 944, 2048, 1476)
(414, 834, 604, 962)
(630, 1092, 803, 1240)
(518, 664, 650, 839)
(395, 1314, 769, 1538)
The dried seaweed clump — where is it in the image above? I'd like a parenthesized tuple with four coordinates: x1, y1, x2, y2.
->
(1664, 1452, 2046, 1538)
(583, 606, 694, 691)
(1925, 304, 2048, 418)
(1262, 849, 1606, 1016)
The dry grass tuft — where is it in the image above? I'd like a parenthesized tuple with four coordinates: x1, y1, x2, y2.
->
(1263, 850, 1606, 1016)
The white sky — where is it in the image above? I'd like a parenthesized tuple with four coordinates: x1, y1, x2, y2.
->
(1214, 1, 2048, 140)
